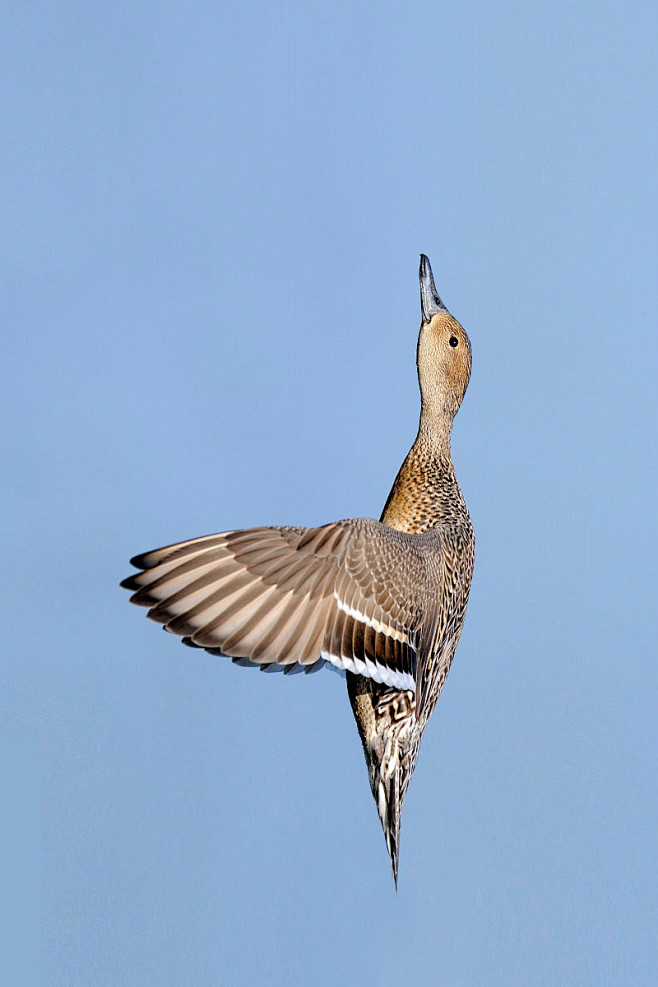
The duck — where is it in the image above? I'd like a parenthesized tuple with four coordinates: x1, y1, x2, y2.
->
(121, 254, 475, 885)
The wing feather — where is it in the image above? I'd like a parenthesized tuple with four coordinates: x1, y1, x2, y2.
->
(122, 519, 444, 691)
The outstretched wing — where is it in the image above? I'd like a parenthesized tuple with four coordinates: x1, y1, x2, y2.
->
(121, 519, 443, 691)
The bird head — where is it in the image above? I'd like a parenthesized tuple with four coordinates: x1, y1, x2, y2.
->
(417, 253, 471, 419)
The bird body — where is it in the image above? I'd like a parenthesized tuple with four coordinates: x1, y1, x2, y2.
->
(122, 255, 474, 884)
(349, 430, 474, 882)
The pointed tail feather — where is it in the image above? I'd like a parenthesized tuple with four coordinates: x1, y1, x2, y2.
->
(375, 770, 401, 887)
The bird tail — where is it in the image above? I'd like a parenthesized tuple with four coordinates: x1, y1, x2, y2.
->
(346, 672, 416, 887)
(374, 766, 402, 887)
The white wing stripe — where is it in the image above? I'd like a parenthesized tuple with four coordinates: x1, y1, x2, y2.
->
(320, 650, 415, 692)
(333, 592, 410, 644)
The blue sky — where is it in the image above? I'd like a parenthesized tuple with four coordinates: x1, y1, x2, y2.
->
(2, 1, 657, 983)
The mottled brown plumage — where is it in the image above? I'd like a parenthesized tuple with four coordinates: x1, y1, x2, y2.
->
(121, 254, 475, 885)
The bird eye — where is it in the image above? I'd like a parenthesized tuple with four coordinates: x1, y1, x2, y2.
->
(449, 335, 459, 348)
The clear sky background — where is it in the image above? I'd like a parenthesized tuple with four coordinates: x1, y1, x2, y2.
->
(2, 2, 657, 984)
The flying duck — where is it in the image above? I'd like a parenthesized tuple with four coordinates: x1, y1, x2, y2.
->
(121, 254, 475, 884)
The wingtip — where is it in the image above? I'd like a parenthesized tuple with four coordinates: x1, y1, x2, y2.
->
(129, 551, 150, 569)
(119, 572, 140, 591)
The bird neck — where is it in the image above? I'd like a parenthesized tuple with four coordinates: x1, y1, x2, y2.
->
(380, 417, 462, 535)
